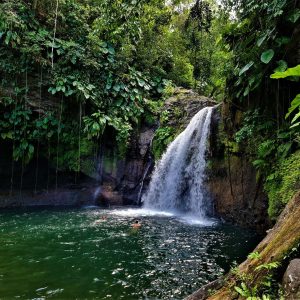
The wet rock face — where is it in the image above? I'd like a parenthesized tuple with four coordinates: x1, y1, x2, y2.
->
(164, 88, 217, 128)
(0, 140, 101, 208)
(0, 185, 96, 208)
(94, 184, 123, 207)
(206, 108, 270, 231)
(96, 126, 156, 206)
(206, 155, 270, 231)
(283, 259, 300, 299)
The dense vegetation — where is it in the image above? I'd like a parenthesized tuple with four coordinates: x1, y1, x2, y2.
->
(0, 0, 299, 214)
(0, 0, 229, 175)
(218, 1, 300, 298)
(0, 0, 299, 209)
(223, 0, 300, 221)
(0, 0, 300, 298)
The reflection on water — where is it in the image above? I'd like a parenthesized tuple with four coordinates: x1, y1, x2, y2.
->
(0, 207, 260, 299)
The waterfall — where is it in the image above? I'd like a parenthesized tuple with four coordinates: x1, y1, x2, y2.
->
(142, 106, 214, 219)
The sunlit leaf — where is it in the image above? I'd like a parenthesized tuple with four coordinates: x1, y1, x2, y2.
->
(285, 94, 300, 119)
(271, 65, 300, 79)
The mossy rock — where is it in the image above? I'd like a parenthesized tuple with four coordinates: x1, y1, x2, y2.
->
(265, 151, 300, 220)
(186, 190, 300, 300)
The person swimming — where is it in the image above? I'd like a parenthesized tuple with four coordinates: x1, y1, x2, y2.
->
(131, 219, 141, 228)
(94, 215, 107, 224)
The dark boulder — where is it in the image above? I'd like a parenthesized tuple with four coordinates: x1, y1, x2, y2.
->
(283, 259, 300, 299)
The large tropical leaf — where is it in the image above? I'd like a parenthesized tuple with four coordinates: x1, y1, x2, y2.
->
(261, 49, 274, 64)
(271, 65, 300, 79)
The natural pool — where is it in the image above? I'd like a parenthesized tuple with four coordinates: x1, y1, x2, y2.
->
(0, 207, 260, 299)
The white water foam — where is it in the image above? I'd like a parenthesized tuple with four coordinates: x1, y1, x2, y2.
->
(108, 208, 175, 218)
(107, 208, 216, 226)
(142, 106, 214, 223)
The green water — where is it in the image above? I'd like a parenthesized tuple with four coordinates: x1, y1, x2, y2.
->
(0, 207, 260, 299)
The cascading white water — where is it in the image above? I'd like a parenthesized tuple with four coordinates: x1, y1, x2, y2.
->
(142, 106, 214, 219)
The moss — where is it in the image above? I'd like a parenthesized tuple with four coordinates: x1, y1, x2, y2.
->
(206, 159, 213, 170)
(207, 192, 300, 300)
(265, 151, 300, 220)
(223, 138, 240, 154)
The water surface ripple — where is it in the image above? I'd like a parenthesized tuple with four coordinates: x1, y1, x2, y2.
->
(0, 208, 260, 299)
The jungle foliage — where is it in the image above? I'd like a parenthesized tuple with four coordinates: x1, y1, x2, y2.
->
(0, 0, 174, 169)
(220, 0, 300, 222)
(0, 0, 229, 172)
(0, 0, 299, 226)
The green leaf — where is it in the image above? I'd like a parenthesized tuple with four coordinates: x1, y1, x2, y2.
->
(92, 122, 100, 131)
(274, 60, 288, 73)
(137, 79, 145, 87)
(248, 251, 261, 260)
(253, 159, 266, 168)
(286, 94, 300, 118)
(243, 86, 250, 97)
(28, 144, 34, 154)
(1, 132, 13, 139)
(113, 84, 121, 92)
(157, 86, 164, 93)
(5, 31, 12, 45)
(277, 142, 292, 158)
(241, 282, 248, 292)
(290, 121, 300, 128)
(99, 41, 107, 48)
(115, 99, 123, 107)
(101, 48, 109, 54)
(65, 89, 74, 96)
(257, 33, 268, 47)
(276, 36, 291, 46)
(48, 87, 57, 94)
(271, 65, 300, 79)
(261, 49, 274, 64)
(108, 46, 115, 55)
(291, 110, 300, 124)
(239, 61, 254, 76)
(234, 286, 246, 297)
(288, 9, 300, 23)
(108, 56, 114, 63)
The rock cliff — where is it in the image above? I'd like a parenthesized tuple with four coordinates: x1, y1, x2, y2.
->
(206, 107, 270, 231)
